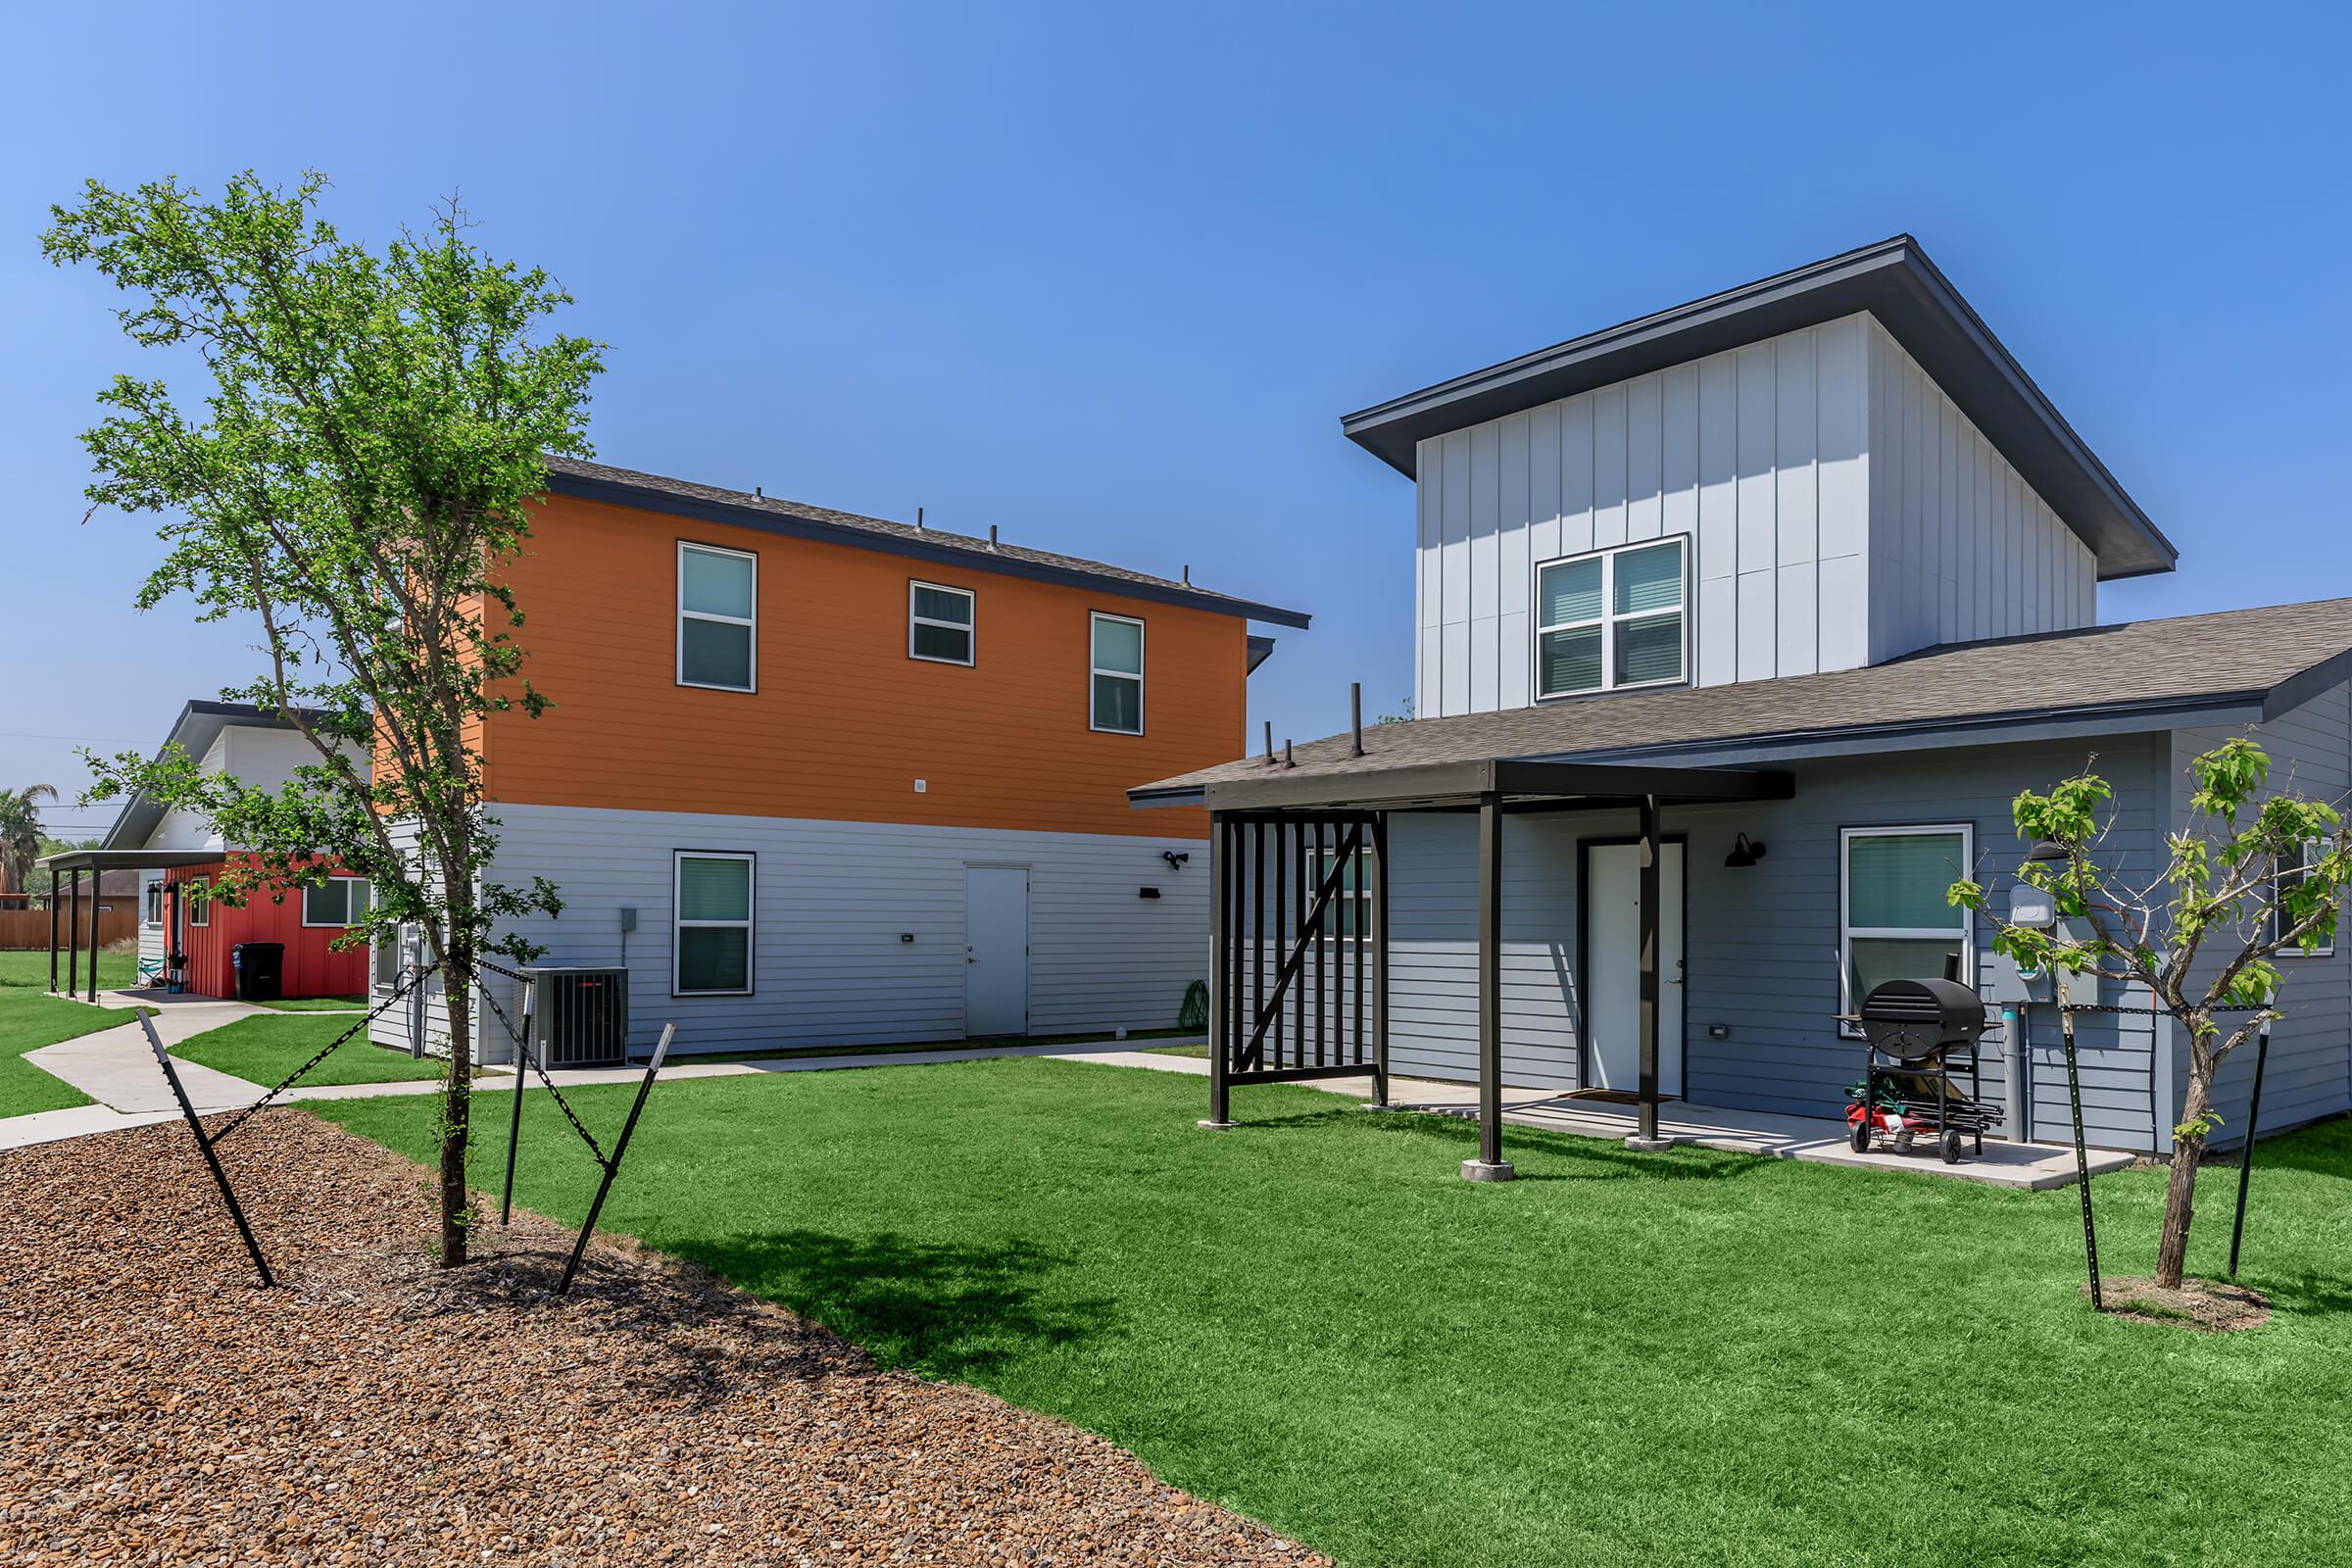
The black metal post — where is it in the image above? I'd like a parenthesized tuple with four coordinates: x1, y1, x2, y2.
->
(1203, 815, 1234, 1128)
(1313, 818, 1327, 1068)
(1635, 794, 1663, 1146)
(2057, 994, 2102, 1310)
(87, 870, 103, 1003)
(1251, 820, 1265, 1075)
(1466, 791, 1512, 1180)
(558, 1023, 674, 1295)
(2229, 1014, 2275, 1277)
(68, 868, 81, 1000)
(47, 874, 60, 993)
(138, 1010, 274, 1288)
(1370, 812, 1390, 1108)
(501, 973, 536, 1224)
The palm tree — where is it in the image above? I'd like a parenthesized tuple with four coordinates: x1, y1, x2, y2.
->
(0, 785, 59, 898)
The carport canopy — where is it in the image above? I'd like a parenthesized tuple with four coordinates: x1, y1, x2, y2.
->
(35, 847, 228, 1004)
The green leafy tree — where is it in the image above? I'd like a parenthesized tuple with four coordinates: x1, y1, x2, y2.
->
(45, 172, 604, 1267)
(0, 785, 60, 896)
(1950, 739, 2348, 1290)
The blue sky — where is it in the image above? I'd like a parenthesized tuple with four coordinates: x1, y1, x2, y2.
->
(3, 1, 2345, 836)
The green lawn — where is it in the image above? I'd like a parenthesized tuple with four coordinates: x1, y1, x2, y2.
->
(710, 1025, 1200, 1063)
(311, 1060, 2352, 1567)
(0, 988, 131, 1115)
(250, 996, 369, 1012)
(177, 1013, 445, 1087)
(0, 948, 138, 992)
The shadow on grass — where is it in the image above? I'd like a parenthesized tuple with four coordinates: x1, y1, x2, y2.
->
(1251, 1099, 1785, 1183)
(682, 1228, 1110, 1378)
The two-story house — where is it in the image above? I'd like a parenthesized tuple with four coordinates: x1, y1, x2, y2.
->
(1137, 237, 2351, 1167)
(372, 459, 1307, 1062)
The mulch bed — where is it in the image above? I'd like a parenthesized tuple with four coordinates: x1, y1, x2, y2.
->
(0, 1113, 1327, 1566)
(2087, 1275, 2274, 1333)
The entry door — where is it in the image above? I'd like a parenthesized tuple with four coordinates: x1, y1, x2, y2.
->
(964, 867, 1030, 1037)
(1586, 842, 1686, 1097)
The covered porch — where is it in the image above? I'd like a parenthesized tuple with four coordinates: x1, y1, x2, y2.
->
(32, 848, 226, 1003)
(1201, 754, 1794, 1180)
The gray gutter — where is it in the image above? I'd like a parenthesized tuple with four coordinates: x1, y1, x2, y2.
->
(546, 466, 1314, 630)
(1338, 235, 2177, 581)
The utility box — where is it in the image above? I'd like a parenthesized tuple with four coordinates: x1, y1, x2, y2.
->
(525, 966, 629, 1069)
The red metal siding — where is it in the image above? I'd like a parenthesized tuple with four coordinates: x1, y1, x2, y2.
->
(163, 858, 369, 1000)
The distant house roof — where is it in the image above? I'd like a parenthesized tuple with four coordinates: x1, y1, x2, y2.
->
(542, 456, 1313, 630)
(1133, 598, 2352, 808)
(1339, 235, 2177, 582)
(99, 701, 340, 852)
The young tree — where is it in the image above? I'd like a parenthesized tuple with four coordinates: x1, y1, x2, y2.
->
(45, 172, 604, 1267)
(1951, 739, 2348, 1290)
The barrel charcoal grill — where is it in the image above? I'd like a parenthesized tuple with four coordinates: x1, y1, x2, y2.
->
(1843, 976, 2004, 1164)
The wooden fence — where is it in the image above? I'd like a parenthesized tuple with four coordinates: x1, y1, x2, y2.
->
(0, 905, 141, 952)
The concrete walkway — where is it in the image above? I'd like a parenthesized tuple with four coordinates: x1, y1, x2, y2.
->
(1054, 1050, 2138, 1191)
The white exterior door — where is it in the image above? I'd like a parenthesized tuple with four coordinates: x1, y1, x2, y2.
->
(964, 866, 1030, 1038)
(1586, 842, 1685, 1097)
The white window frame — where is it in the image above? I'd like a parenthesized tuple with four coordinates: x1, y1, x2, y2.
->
(676, 541, 758, 693)
(1089, 612, 1146, 736)
(1532, 535, 1690, 701)
(1838, 823, 1975, 1034)
(143, 880, 164, 927)
(185, 878, 209, 927)
(2274, 843, 2336, 957)
(908, 579, 976, 666)
(673, 851, 756, 997)
(301, 875, 371, 929)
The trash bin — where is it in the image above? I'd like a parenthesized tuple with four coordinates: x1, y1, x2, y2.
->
(231, 942, 286, 1002)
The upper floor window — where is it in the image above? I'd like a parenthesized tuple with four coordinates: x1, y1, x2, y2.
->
(1534, 537, 1688, 699)
(909, 581, 975, 665)
(1090, 612, 1145, 735)
(678, 542, 757, 692)
(303, 876, 372, 929)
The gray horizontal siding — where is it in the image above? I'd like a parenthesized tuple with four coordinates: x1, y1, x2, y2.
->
(2173, 681, 2352, 1147)
(372, 806, 1210, 1060)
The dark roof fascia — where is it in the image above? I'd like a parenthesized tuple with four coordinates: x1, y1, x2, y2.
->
(1246, 634, 1277, 674)
(1340, 236, 2176, 580)
(2262, 645, 2352, 723)
(1196, 758, 1790, 813)
(546, 466, 1314, 630)
(39, 848, 228, 872)
(100, 700, 333, 851)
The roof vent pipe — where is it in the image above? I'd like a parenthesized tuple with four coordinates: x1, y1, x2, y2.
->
(1183, 564, 1191, 584)
(1350, 682, 1364, 758)
(755, 485, 762, 498)
(916, 506, 924, 530)
(1263, 719, 1274, 764)
(989, 524, 999, 550)
(1284, 738, 1296, 770)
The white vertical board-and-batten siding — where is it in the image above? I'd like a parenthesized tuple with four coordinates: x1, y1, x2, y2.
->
(1411, 311, 2096, 720)
(374, 806, 1210, 1061)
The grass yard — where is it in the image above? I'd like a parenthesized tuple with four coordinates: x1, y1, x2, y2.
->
(708, 1025, 1200, 1063)
(0, 948, 138, 993)
(178, 1013, 445, 1087)
(0, 988, 131, 1115)
(250, 996, 369, 1012)
(311, 1059, 2352, 1567)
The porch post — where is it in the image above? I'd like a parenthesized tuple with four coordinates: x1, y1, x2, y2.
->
(1629, 793, 1670, 1152)
(47, 873, 60, 994)
(1464, 790, 1514, 1181)
(67, 869, 81, 1000)
(1200, 810, 1236, 1129)
(1369, 811, 1391, 1110)
(87, 873, 103, 1003)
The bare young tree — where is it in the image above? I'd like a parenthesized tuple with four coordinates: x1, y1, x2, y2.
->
(1951, 738, 2347, 1289)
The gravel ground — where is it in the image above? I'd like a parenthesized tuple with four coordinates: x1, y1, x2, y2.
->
(0, 1112, 1328, 1567)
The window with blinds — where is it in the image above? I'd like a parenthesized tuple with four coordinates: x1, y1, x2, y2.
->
(1090, 612, 1145, 734)
(674, 852, 755, 995)
(678, 542, 757, 691)
(1534, 537, 1688, 698)
(1840, 826, 1974, 1022)
(909, 581, 976, 665)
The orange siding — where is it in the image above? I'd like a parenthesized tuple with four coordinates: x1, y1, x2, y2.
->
(476, 495, 1241, 837)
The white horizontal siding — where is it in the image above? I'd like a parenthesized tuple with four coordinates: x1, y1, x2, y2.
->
(378, 805, 1211, 1060)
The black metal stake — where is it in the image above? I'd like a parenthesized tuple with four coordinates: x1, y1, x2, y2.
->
(139, 1010, 274, 1288)
(2228, 1014, 2275, 1277)
(2056, 996, 2101, 1311)
(558, 1023, 673, 1296)
(500, 974, 536, 1226)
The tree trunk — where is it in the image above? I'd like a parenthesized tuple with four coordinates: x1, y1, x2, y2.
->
(439, 943, 473, 1268)
(2156, 1047, 2215, 1289)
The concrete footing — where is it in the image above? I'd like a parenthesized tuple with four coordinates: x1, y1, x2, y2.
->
(1623, 1136, 1675, 1153)
(1460, 1158, 1517, 1182)
(1197, 1118, 1239, 1130)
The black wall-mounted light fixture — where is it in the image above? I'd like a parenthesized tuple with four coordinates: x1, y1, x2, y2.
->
(1724, 832, 1768, 869)
(1161, 850, 1190, 870)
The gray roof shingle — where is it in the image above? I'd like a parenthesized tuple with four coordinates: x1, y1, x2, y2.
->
(542, 456, 1311, 628)
(1137, 597, 2352, 797)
